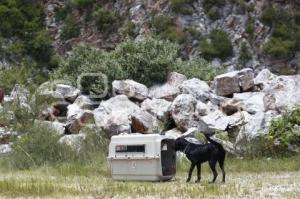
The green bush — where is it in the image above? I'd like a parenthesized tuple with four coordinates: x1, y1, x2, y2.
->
(203, 0, 225, 20)
(238, 42, 252, 67)
(170, 0, 195, 14)
(174, 58, 221, 80)
(261, 107, 300, 156)
(200, 29, 233, 60)
(207, 7, 221, 21)
(151, 15, 186, 44)
(71, 0, 94, 8)
(263, 37, 295, 59)
(61, 14, 80, 40)
(10, 125, 76, 169)
(92, 6, 117, 32)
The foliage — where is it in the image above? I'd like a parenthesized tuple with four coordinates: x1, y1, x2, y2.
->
(71, 0, 94, 8)
(174, 58, 221, 80)
(170, 0, 195, 15)
(203, 0, 225, 20)
(151, 15, 186, 44)
(10, 125, 75, 169)
(200, 29, 233, 60)
(263, 37, 296, 59)
(61, 14, 80, 40)
(92, 6, 118, 32)
(238, 42, 252, 68)
(121, 20, 137, 38)
(261, 107, 300, 156)
(0, 0, 54, 66)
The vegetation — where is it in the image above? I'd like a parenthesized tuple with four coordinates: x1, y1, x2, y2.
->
(151, 15, 186, 44)
(70, 0, 94, 8)
(200, 29, 233, 60)
(202, 0, 225, 20)
(238, 42, 252, 68)
(261, 107, 300, 156)
(61, 14, 81, 40)
(170, 0, 196, 15)
(261, 7, 300, 59)
(92, 6, 118, 33)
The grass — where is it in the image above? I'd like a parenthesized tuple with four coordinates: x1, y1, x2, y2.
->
(0, 155, 299, 198)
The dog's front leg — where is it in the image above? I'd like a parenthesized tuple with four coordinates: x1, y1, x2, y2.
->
(195, 164, 201, 183)
(186, 163, 195, 182)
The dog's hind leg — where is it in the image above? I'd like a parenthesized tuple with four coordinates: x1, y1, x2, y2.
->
(218, 154, 226, 183)
(186, 163, 195, 182)
(195, 164, 201, 183)
(208, 160, 218, 183)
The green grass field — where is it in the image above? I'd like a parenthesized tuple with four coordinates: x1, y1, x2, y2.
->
(0, 156, 299, 199)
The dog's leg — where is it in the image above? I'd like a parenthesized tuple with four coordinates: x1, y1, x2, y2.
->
(195, 164, 201, 183)
(208, 160, 218, 183)
(186, 163, 195, 182)
(218, 158, 226, 183)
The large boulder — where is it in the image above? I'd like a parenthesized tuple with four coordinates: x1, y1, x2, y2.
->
(55, 84, 80, 103)
(141, 98, 172, 121)
(93, 95, 140, 136)
(214, 68, 254, 96)
(112, 80, 148, 101)
(149, 72, 187, 101)
(179, 78, 211, 102)
(131, 109, 159, 133)
(198, 110, 229, 134)
(67, 95, 93, 120)
(171, 94, 197, 131)
(232, 92, 265, 114)
(65, 110, 94, 134)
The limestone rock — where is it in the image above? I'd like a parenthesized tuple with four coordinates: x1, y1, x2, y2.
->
(179, 78, 211, 102)
(112, 80, 148, 101)
(141, 98, 172, 121)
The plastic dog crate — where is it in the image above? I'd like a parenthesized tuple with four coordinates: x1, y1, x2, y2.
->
(107, 133, 176, 181)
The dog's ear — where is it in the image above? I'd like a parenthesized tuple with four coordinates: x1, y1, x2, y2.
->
(180, 127, 198, 138)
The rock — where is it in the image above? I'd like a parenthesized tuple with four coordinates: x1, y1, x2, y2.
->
(261, 74, 300, 112)
(131, 109, 159, 133)
(10, 84, 31, 110)
(58, 134, 86, 152)
(55, 84, 80, 102)
(195, 101, 208, 116)
(221, 98, 241, 115)
(112, 80, 148, 100)
(0, 144, 12, 154)
(171, 94, 197, 131)
(149, 72, 187, 101)
(238, 68, 255, 91)
(65, 110, 94, 134)
(253, 69, 275, 87)
(34, 120, 65, 136)
(214, 71, 240, 96)
(93, 95, 140, 136)
(67, 95, 93, 120)
(232, 92, 265, 114)
(165, 128, 182, 139)
(0, 128, 11, 144)
(179, 78, 211, 102)
(214, 68, 255, 96)
(198, 110, 229, 134)
(141, 98, 172, 121)
(167, 72, 187, 86)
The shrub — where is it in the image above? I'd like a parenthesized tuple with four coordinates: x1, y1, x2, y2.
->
(261, 107, 300, 156)
(61, 14, 80, 40)
(207, 7, 221, 21)
(151, 15, 186, 44)
(263, 37, 295, 59)
(170, 0, 195, 14)
(92, 6, 117, 32)
(121, 20, 136, 38)
(203, 0, 225, 20)
(174, 58, 221, 80)
(71, 0, 94, 8)
(200, 29, 233, 60)
(10, 125, 76, 169)
(245, 19, 254, 35)
(238, 42, 252, 67)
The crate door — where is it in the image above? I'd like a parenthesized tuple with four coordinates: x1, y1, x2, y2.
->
(161, 139, 176, 176)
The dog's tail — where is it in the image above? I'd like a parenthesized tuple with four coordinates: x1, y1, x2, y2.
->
(204, 134, 225, 151)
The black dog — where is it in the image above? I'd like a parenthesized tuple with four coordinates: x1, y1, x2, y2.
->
(175, 134, 226, 183)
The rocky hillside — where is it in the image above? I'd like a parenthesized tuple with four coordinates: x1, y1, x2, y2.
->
(44, 0, 300, 74)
